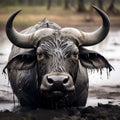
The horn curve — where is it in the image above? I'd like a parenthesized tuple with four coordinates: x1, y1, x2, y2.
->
(61, 6, 110, 46)
(81, 5, 110, 46)
(6, 10, 34, 48)
(6, 10, 56, 48)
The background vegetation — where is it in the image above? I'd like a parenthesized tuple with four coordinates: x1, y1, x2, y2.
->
(0, 0, 120, 12)
(0, 0, 120, 30)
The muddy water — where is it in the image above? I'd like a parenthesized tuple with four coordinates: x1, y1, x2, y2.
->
(0, 28, 120, 111)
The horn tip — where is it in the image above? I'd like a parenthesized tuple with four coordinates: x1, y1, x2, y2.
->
(10, 9, 22, 18)
(92, 5, 100, 11)
(92, 4, 110, 27)
(15, 9, 22, 14)
(92, 5, 106, 16)
(92, 5, 97, 9)
(6, 9, 22, 28)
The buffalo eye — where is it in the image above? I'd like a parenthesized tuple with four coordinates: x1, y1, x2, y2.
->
(71, 50, 79, 60)
(70, 49, 79, 60)
(36, 47, 44, 61)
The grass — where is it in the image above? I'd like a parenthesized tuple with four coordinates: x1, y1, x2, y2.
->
(0, 5, 120, 30)
(0, 5, 75, 14)
(0, 5, 77, 29)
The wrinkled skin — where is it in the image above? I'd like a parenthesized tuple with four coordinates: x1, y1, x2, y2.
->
(5, 7, 113, 109)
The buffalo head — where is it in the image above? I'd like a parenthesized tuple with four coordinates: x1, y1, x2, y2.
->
(5, 6, 113, 108)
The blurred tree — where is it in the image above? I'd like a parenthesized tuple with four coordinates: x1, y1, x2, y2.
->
(18, 0, 24, 4)
(56, 0, 62, 6)
(77, 0, 86, 12)
(70, 0, 76, 7)
(64, 0, 70, 9)
(26, 0, 34, 6)
(47, 0, 52, 10)
(0, 0, 17, 6)
(39, 0, 45, 5)
(97, 0, 103, 9)
(107, 0, 119, 13)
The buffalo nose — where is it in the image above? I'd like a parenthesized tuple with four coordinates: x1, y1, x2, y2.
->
(47, 75, 69, 85)
(40, 73, 75, 91)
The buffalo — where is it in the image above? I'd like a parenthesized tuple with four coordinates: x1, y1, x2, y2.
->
(4, 6, 113, 109)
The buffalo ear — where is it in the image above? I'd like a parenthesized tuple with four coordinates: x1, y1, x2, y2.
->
(5, 54, 36, 70)
(79, 47, 113, 71)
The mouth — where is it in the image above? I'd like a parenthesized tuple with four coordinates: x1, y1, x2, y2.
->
(51, 91, 64, 98)
(40, 90, 75, 108)
(41, 90, 65, 99)
(41, 89, 75, 100)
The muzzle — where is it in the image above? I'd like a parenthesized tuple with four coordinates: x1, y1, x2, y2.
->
(40, 72, 75, 98)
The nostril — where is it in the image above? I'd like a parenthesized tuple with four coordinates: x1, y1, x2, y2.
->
(63, 77, 69, 84)
(47, 78, 53, 85)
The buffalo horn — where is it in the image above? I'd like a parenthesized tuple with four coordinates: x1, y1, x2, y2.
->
(6, 10, 55, 48)
(6, 10, 34, 48)
(61, 6, 110, 46)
